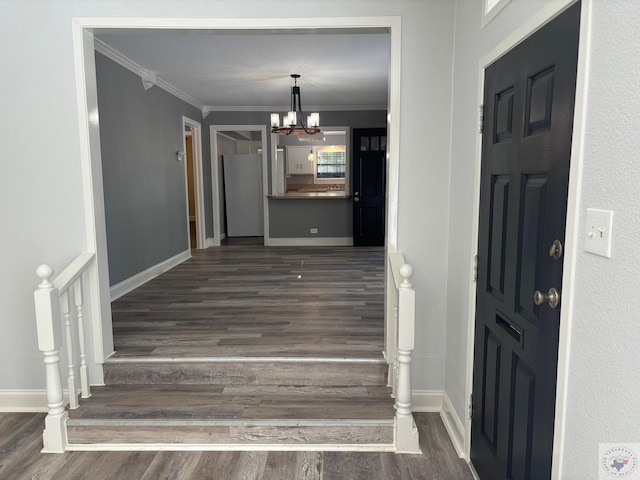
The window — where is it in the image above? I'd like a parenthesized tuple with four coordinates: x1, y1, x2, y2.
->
(482, 0, 511, 28)
(485, 0, 501, 12)
(316, 148, 346, 179)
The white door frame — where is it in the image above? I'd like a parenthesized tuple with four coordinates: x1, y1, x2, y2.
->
(462, 2, 591, 479)
(182, 116, 206, 249)
(71, 16, 401, 369)
(210, 125, 268, 246)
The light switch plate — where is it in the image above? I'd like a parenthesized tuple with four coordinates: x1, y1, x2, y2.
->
(584, 208, 614, 258)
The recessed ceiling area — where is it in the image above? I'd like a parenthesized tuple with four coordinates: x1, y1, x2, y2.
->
(95, 29, 390, 110)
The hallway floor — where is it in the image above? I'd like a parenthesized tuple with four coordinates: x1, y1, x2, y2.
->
(110, 245, 385, 360)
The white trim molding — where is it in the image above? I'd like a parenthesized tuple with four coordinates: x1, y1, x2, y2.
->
(210, 124, 269, 247)
(205, 104, 388, 112)
(440, 392, 466, 459)
(411, 390, 444, 412)
(94, 38, 204, 110)
(110, 250, 191, 301)
(0, 390, 73, 413)
(182, 116, 206, 250)
(268, 237, 353, 247)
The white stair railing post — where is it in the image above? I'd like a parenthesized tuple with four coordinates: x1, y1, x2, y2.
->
(395, 263, 420, 453)
(34, 265, 68, 453)
(61, 291, 78, 409)
(74, 279, 91, 399)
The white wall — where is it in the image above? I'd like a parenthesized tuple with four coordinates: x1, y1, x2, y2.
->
(0, 0, 455, 400)
(560, 1, 640, 478)
(0, 1, 87, 389)
(447, 0, 640, 477)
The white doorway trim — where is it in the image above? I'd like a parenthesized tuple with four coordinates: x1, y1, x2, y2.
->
(210, 125, 268, 246)
(182, 116, 206, 249)
(462, 2, 590, 479)
(70, 14, 401, 389)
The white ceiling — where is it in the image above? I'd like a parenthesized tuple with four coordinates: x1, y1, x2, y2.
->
(95, 29, 390, 111)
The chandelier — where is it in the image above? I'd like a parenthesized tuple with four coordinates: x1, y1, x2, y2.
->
(271, 74, 320, 135)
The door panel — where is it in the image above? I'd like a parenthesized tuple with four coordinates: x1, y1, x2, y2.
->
(471, 4, 580, 480)
(488, 175, 509, 300)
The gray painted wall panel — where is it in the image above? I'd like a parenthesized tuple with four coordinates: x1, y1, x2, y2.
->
(269, 199, 352, 238)
(95, 52, 206, 286)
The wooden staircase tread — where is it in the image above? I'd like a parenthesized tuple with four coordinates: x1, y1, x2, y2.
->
(67, 384, 395, 423)
(68, 418, 395, 427)
(104, 356, 386, 363)
(108, 345, 385, 359)
(102, 358, 388, 386)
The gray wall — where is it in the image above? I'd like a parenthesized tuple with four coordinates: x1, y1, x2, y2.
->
(95, 52, 208, 286)
(208, 110, 386, 239)
(269, 199, 352, 238)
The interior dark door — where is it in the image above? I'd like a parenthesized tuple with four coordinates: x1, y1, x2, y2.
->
(471, 4, 580, 480)
(352, 128, 386, 246)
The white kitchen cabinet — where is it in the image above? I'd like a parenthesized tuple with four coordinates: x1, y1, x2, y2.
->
(286, 146, 315, 175)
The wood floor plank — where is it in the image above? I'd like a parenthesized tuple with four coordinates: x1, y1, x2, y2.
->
(261, 451, 301, 480)
(139, 451, 203, 480)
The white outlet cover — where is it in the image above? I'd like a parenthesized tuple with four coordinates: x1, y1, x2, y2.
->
(584, 208, 614, 258)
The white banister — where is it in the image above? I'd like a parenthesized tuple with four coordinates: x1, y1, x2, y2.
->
(33, 253, 95, 453)
(388, 252, 421, 453)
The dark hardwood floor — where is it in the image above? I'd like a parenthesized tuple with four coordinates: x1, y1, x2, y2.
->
(0, 412, 474, 479)
(110, 246, 385, 360)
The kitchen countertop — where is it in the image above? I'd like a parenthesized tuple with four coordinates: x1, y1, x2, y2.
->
(268, 192, 351, 199)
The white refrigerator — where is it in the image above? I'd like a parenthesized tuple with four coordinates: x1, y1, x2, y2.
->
(222, 154, 264, 237)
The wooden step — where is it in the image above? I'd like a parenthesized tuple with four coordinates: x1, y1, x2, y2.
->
(103, 358, 388, 386)
(66, 384, 395, 448)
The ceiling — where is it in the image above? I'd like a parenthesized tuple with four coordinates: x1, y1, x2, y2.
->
(95, 29, 391, 111)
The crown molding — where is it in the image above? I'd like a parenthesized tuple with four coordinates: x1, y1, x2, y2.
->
(94, 38, 205, 112)
(205, 104, 387, 112)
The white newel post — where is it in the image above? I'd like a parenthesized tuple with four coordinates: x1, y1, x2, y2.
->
(395, 263, 421, 453)
(34, 265, 68, 453)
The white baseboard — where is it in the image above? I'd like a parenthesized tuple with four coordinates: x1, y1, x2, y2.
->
(411, 390, 444, 412)
(0, 390, 72, 412)
(110, 249, 191, 301)
(440, 392, 467, 459)
(206, 237, 216, 247)
(268, 237, 353, 247)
